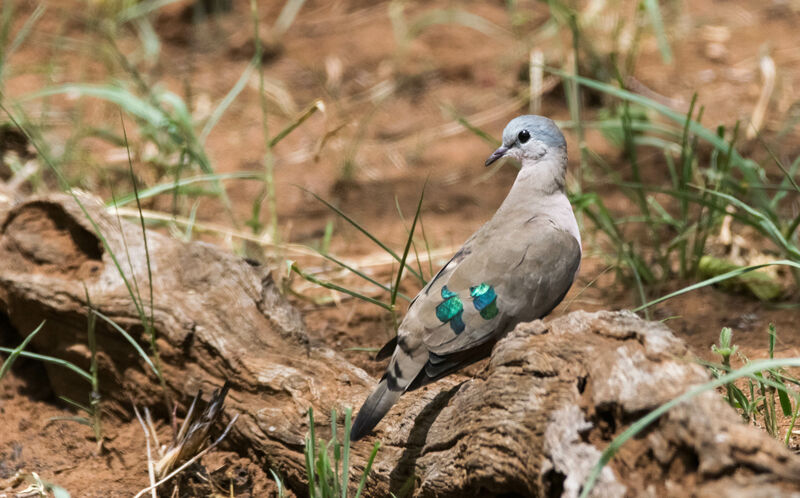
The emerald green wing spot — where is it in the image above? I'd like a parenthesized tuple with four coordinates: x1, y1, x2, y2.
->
(470, 283, 491, 297)
(441, 286, 458, 299)
(479, 300, 499, 319)
(470, 282, 498, 320)
(436, 294, 462, 322)
(436, 285, 465, 334)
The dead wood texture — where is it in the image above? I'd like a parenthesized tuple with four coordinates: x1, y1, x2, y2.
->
(2, 193, 800, 497)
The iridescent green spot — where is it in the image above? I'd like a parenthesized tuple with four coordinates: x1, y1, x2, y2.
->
(470, 282, 498, 320)
(441, 286, 458, 299)
(470, 283, 491, 297)
(435, 292, 462, 322)
(436, 286, 465, 334)
(479, 299, 498, 319)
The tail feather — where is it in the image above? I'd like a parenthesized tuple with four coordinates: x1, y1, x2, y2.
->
(350, 378, 403, 441)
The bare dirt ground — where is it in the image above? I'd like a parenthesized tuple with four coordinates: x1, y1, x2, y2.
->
(2, 0, 800, 495)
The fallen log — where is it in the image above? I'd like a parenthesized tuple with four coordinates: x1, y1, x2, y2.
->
(1, 193, 799, 497)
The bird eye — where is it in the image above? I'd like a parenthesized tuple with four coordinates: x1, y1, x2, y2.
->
(518, 130, 530, 144)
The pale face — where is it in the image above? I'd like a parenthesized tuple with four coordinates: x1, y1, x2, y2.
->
(485, 115, 566, 167)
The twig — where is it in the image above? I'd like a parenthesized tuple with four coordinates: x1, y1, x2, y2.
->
(530, 49, 544, 114)
(145, 407, 161, 454)
(133, 414, 239, 498)
(747, 52, 776, 140)
(133, 404, 157, 498)
(110, 205, 459, 271)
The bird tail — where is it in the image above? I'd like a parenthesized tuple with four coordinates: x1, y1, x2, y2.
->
(350, 377, 403, 441)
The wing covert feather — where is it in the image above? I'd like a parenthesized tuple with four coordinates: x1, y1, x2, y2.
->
(406, 220, 580, 361)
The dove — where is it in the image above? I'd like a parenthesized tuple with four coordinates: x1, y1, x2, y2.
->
(350, 115, 581, 441)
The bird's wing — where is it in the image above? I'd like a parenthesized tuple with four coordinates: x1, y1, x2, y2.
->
(404, 217, 581, 382)
(374, 235, 475, 362)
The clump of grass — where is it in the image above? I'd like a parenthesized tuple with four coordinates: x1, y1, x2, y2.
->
(580, 323, 800, 498)
(547, 69, 800, 308)
(26, 77, 237, 220)
(706, 325, 800, 442)
(304, 407, 380, 498)
(49, 287, 105, 453)
(289, 184, 427, 336)
(0, 313, 105, 452)
(0, 101, 178, 430)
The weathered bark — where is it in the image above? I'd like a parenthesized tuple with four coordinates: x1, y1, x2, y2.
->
(1, 193, 800, 497)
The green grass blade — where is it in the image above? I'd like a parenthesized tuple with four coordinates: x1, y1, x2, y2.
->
(331, 408, 340, 496)
(406, 7, 508, 40)
(392, 185, 426, 308)
(92, 310, 158, 376)
(770, 154, 800, 214)
(418, 212, 434, 279)
(700, 188, 800, 259)
(269, 469, 285, 498)
(25, 84, 166, 126)
(580, 357, 800, 498)
(122, 118, 162, 381)
(299, 187, 424, 284)
(319, 440, 333, 497)
(759, 138, 800, 194)
(642, 0, 672, 64)
(109, 171, 266, 207)
(269, 100, 324, 148)
(199, 61, 256, 144)
(0, 347, 92, 383)
(48, 416, 93, 427)
(633, 260, 800, 312)
(59, 395, 92, 415)
(0, 320, 46, 381)
(273, 0, 309, 37)
(547, 67, 768, 208)
(290, 262, 393, 311)
(444, 105, 500, 147)
(307, 407, 317, 498)
(354, 441, 381, 498)
(395, 197, 425, 285)
(117, 0, 184, 23)
(309, 247, 411, 302)
(341, 407, 352, 498)
(0, 4, 45, 80)
(778, 386, 793, 417)
(786, 403, 800, 446)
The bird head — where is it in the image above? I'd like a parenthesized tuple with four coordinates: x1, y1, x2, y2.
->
(485, 115, 566, 167)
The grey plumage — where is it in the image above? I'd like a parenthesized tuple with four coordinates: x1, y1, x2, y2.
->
(350, 115, 582, 441)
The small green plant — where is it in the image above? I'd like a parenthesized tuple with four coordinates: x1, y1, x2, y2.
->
(579, 322, 800, 498)
(304, 407, 380, 498)
(51, 287, 104, 452)
(0, 101, 180, 428)
(707, 325, 800, 441)
(580, 354, 800, 498)
(632, 260, 800, 313)
(0, 318, 104, 450)
(549, 68, 800, 310)
(289, 185, 427, 335)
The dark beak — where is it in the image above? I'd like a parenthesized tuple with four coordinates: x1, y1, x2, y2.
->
(485, 146, 509, 167)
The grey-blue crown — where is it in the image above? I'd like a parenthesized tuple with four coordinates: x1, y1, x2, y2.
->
(501, 115, 566, 149)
